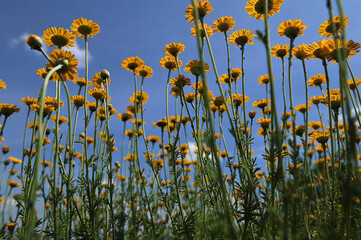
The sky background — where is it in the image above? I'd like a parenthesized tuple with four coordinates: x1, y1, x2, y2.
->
(1, 0, 361, 177)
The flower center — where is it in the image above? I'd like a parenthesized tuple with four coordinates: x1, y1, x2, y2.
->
(78, 25, 92, 36)
(217, 23, 229, 32)
(255, 0, 274, 14)
(165, 62, 176, 69)
(276, 49, 287, 58)
(235, 36, 249, 46)
(127, 63, 139, 70)
(325, 22, 341, 34)
(51, 35, 69, 48)
(284, 27, 300, 39)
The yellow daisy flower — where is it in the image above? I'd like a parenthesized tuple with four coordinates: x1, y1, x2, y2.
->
(257, 74, 273, 85)
(169, 75, 191, 88)
(271, 44, 289, 59)
(135, 65, 153, 78)
(92, 72, 111, 88)
(277, 19, 307, 39)
(318, 15, 349, 38)
(309, 96, 324, 105)
(70, 95, 85, 108)
(184, 59, 210, 76)
(46, 49, 78, 81)
(159, 55, 182, 71)
(122, 57, 144, 72)
(129, 91, 149, 105)
(229, 29, 255, 47)
(0, 79, 6, 89)
(185, 0, 213, 23)
(72, 77, 91, 87)
(306, 39, 331, 59)
(88, 88, 106, 101)
(212, 16, 236, 33)
(310, 130, 330, 144)
(245, 0, 284, 21)
(308, 74, 326, 87)
(0, 104, 20, 117)
(21, 97, 37, 107)
(71, 17, 100, 39)
(191, 23, 213, 39)
(257, 117, 272, 129)
(326, 39, 361, 63)
(292, 43, 311, 60)
(164, 43, 185, 57)
(42, 27, 76, 48)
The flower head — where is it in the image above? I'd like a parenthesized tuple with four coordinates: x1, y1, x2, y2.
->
(136, 65, 153, 78)
(0, 104, 20, 117)
(72, 77, 91, 87)
(245, 0, 284, 21)
(25, 34, 43, 51)
(0, 79, 6, 90)
(159, 55, 182, 71)
(308, 74, 326, 87)
(88, 88, 106, 101)
(326, 39, 360, 63)
(229, 29, 255, 47)
(310, 130, 330, 144)
(43, 27, 76, 48)
(257, 117, 272, 129)
(169, 75, 191, 88)
(129, 91, 149, 105)
(295, 104, 312, 114)
(212, 16, 236, 33)
(271, 44, 289, 59)
(318, 15, 349, 38)
(46, 49, 78, 80)
(293, 43, 311, 60)
(258, 74, 273, 85)
(309, 96, 324, 105)
(277, 19, 307, 39)
(184, 59, 210, 76)
(306, 39, 331, 59)
(21, 97, 37, 107)
(191, 23, 213, 39)
(70, 95, 85, 108)
(252, 99, 270, 109)
(122, 57, 144, 72)
(71, 17, 100, 39)
(92, 72, 111, 88)
(228, 94, 249, 107)
(164, 43, 185, 57)
(185, 0, 213, 23)
(44, 96, 64, 110)
(117, 113, 133, 122)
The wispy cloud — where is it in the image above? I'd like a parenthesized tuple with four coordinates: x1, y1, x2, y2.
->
(8, 32, 30, 48)
(71, 43, 92, 69)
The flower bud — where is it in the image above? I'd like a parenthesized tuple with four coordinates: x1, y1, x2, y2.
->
(25, 34, 43, 51)
(100, 69, 110, 80)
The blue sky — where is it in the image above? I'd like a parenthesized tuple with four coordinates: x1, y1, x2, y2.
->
(1, 0, 361, 173)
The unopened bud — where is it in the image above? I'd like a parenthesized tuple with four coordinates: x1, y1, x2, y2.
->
(100, 69, 110, 80)
(79, 133, 85, 139)
(25, 34, 43, 51)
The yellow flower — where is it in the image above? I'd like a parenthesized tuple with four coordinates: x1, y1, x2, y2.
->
(212, 16, 236, 33)
(122, 57, 144, 72)
(257, 74, 273, 85)
(44, 96, 64, 110)
(0, 104, 20, 117)
(72, 77, 91, 87)
(88, 88, 106, 101)
(326, 39, 361, 63)
(21, 97, 37, 107)
(322, 92, 343, 110)
(7, 180, 20, 188)
(46, 49, 78, 81)
(36, 68, 55, 81)
(25, 34, 43, 51)
(185, 93, 195, 103)
(348, 78, 361, 90)
(248, 111, 257, 119)
(271, 44, 289, 59)
(277, 19, 307, 39)
(318, 15, 349, 38)
(292, 43, 311, 60)
(117, 113, 133, 122)
(0, 79, 6, 89)
(191, 23, 213, 39)
(92, 72, 111, 88)
(310, 130, 330, 144)
(71, 17, 100, 39)
(159, 55, 182, 71)
(184, 59, 210, 76)
(135, 65, 153, 78)
(295, 104, 312, 114)
(228, 94, 249, 107)
(257, 118, 272, 129)
(8, 156, 22, 164)
(306, 39, 331, 59)
(252, 99, 270, 109)
(51, 115, 68, 125)
(129, 91, 149, 105)
(219, 74, 237, 84)
(164, 43, 185, 57)
(148, 135, 160, 144)
(308, 74, 326, 87)
(185, 0, 213, 23)
(309, 121, 323, 130)
(70, 95, 85, 108)
(212, 96, 226, 107)
(230, 68, 243, 81)
(245, 0, 284, 21)
(40, 160, 52, 167)
(169, 75, 191, 88)
(229, 29, 255, 47)
(42, 27, 76, 48)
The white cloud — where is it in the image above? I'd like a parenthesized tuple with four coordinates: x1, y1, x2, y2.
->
(71, 43, 93, 69)
(8, 32, 29, 48)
